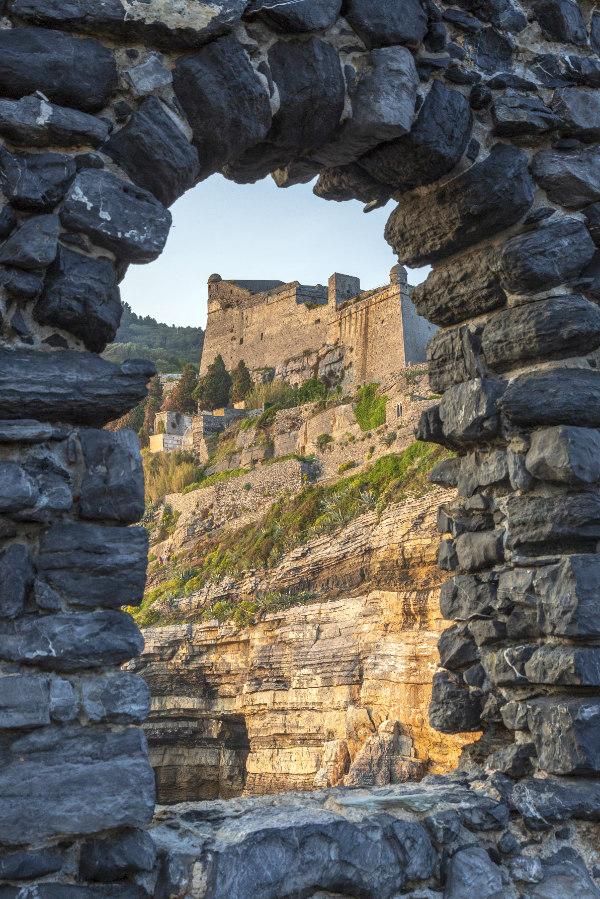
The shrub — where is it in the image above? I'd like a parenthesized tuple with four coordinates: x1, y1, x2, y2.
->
(354, 383, 388, 431)
(316, 433, 333, 451)
(381, 430, 397, 447)
(143, 450, 199, 504)
(339, 460, 357, 475)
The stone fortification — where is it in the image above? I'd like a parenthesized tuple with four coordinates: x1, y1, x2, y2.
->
(200, 265, 437, 384)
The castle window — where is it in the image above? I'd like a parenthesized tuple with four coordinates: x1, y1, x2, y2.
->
(396, 403, 402, 418)
(239, 337, 243, 344)
(260, 333, 264, 340)
(315, 318, 321, 324)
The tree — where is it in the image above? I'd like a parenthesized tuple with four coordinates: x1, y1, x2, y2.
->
(231, 359, 253, 403)
(193, 354, 232, 411)
(163, 363, 198, 414)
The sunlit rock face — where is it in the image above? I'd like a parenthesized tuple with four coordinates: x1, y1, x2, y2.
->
(1, 0, 600, 893)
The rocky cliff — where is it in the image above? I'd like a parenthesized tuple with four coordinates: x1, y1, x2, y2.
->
(131, 487, 478, 804)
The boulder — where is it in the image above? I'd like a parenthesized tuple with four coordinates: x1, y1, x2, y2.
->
(495, 218, 596, 293)
(458, 448, 508, 496)
(0, 610, 144, 671)
(79, 429, 145, 523)
(0, 95, 109, 148)
(455, 530, 504, 571)
(511, 776, 600, 829)
(439, 378, 504, 442)
(526, 425, 600, 485)
(527, 697, 600, 775)
(0, 214, 59, 270)
(358, 81, 471, 192)
(504, 491, 600, 550)
(385, 144, 534, 266)
(532, 145, 600, 208)
(173, 35, 272, 179)
(343, 0, 427, 48)
(0, 463, 38, 514)
(492, 89, 560, 135)
(535, 555, 600, 637)
(0, 148, 76, 211)
(0, 27, 117, 112)
(444, 847, 502, 898)
(81, 672, 150, 724)
(245, 0, 342, 32)
(532, 0, 587, 45)
(501, 368, 600, 428)
(429, 457, 461, 487)
(60, 170, 171, 263)
(0, 350, 155, 426)
(34, 245, 121, 353)
(427, 324, 484, 393)
(313, 163, 390, 204)
(481, 295, 600, 371)
(105, 97, 199, 206)
(467, 26, 514, 74)
(39, 522, 148, 608)
(440, 575, 499, 620)
(438, 624, 480, 670)
(525, 645, 600, 686)
(0, 850, 63, 881)
(429, 671, 483, 732)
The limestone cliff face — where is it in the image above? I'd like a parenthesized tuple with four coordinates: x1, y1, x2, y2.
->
(132, 488, 479, 803)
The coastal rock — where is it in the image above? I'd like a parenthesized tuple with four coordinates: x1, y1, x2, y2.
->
(344, 0, 428, 48)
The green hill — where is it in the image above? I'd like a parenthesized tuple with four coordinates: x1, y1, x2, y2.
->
(103, 303, 204, 372)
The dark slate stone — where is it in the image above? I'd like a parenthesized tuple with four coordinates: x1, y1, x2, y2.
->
(532, 0, 587, 46)
(0, 95, 109, 148)
(1, 886, 150, 898)
(565, 55, 600, 88)
(429, 671, 482, 732)
(491, 89, 560, 136)
(488, 72, 536, 89)
(535, 555, 600, 637)
(0, 350, 154, 427)
(0, 214, 59, 271)
(0, 28, 117, 113)
(0, 725, 154, 845)
(0, 463, 38, 514)
(0, 267, 44, 300)
(0, 148, 76, 212)
(438, 623, 480, 670)
(414, 404, 447, 445)
(0, 543, 35, 619)
(525, 645, 600, 686)
(584, 202, 600, 246)
(496, 219, 596, 294)
(34, 245, 121, 353)
(0, 609, 143, 671)
(532, 146, 600, 208)
(49, 678, 78, 723)
(526, 426, 600, 485)
(459, 797, 509, 831)
(385, 144, 534, 266)
(427, 324, 483, 393)
(429, 457, 461, 487)
(81, 672, 150, 724)
(511, 776, 600, 829)
(358, 81, 471, 193)
(0, 674, 50, 729)
(523, 848, 600, 899)
(424, 809, 461, 844)
(173, 35, 271, 179)
(343, 0, 427, 48)
(467, 26, 513, 75)
(105, 97, 199, 207)
(456, 530, 504, 572)
(79, 429, 144, 522)
(39, 522, 148, 608)
(552, 87, 600, 140)
(245, 0, 342, 31)
(80, 828, 156, 882)
(438, 537, 459, 571)
(0, 849, 62, 880)
(527, 697, 600, 775)
(458, 449, 508, 496)
(504, 491, 600, 551)
(576, 248, 600, 302)
(391, 820, 436, 881)
(424, 21, 446, 52)
(443, 8, 482, 31)
(19, 453, 73, 524)
(411, 248, 504, 327)
(268, 37, 345, 151)
(482, 295, 600, 373)
(439, 378, 504, 443)
(313, 163, 390, 204)
(440, 574, 499, 620)
(0, 204, 16, 240)
(60, 170, 171, 263)
(501, 368, 600, 428)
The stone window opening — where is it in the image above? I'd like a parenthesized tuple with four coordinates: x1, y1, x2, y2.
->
(396, 403, 402, 419)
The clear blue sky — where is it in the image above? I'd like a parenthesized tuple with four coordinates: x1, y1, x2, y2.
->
(120, 174, 429, 328)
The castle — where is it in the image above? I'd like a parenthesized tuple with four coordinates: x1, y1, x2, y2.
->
(200, 265, 437, 385)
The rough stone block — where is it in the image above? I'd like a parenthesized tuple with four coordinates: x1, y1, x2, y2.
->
(173, 34, 272, 178)
(0, 674, 50, 729)
(410, 248, 505, 327)
(49, 678, 78, 723)
(440, 575, 499, 620)
(527, 697, 600, 775)
(427, 324, 483, 393)
(532, 146, 600, 208)
(535, 555, 600, 637)
(525, 645, 600, 685)
(552, 87, 600, 140)
(429, 671, 483, 733)
(0, 27, 117, 112)
(482, 295, 600, 372)
(391, 820, 436, 881)
(466, 26, 514, 75)
(245, 0, 342, 32)
(496, 220, 596, 294)
(0, 350, 155, 426)
(439, 378, 504, 443)
(0, 214, 59, 270)
(505, 491, 600, 550)
(0, 543, 35, 618)
(0, 725, 155, 844)
(0, 95, 109, 148)
(584, 201, 600, 246)
(358, 80, 471, 193)
(81, 672, 150, 724)
(34, 245, 121, 353)
(0, 148, 76, 212)
(533, 0, 587, 45)
(458, 448, 508, 496)
(455, 530, 504, 571)
(105, 97, 199, 206)
(343, 0, 427, 48)
(526, 426, 600, 486)
(385, 144, 534, 266)
(492, 89, 560, 135)
(39, 523, 148, 608)
(313, 162, 389, 204)
(0, 610, 144, 671)
(0, 850, 63, 880)
(79, 828, 156, 883)
(79, 430, 145, 523)
(0, 463, 39, 514)
(444, 846, 503, 898)
(438, 624, 480, 670)
(501, 368, 600, 428)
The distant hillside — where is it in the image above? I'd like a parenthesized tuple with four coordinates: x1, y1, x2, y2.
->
(103, 303, 204, 372)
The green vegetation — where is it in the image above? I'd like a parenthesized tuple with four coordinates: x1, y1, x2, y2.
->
(244, 376, 329, 413)
(132, 443, 449, 627)
(142, 450, 202, 504)
(194, 354, 232, 411)
(316, 433, 333, 451)
(354, 383, 388, 431)
(231, 360, 253, 403)
(338, 460, 357, 475)
(181, 467, 251, 494)
(103, 303, 204, 372)
(163, 363, 198, 415)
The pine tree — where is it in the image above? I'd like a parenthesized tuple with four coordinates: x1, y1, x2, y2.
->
(193, 354, 232, 411)
(231, 359, 253, 403)
(163, 364, 198, 414)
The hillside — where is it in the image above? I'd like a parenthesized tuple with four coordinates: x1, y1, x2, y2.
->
(103, 302, 204, 372)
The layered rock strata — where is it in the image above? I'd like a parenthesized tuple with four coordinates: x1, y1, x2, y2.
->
(0, 0, 599, 894)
